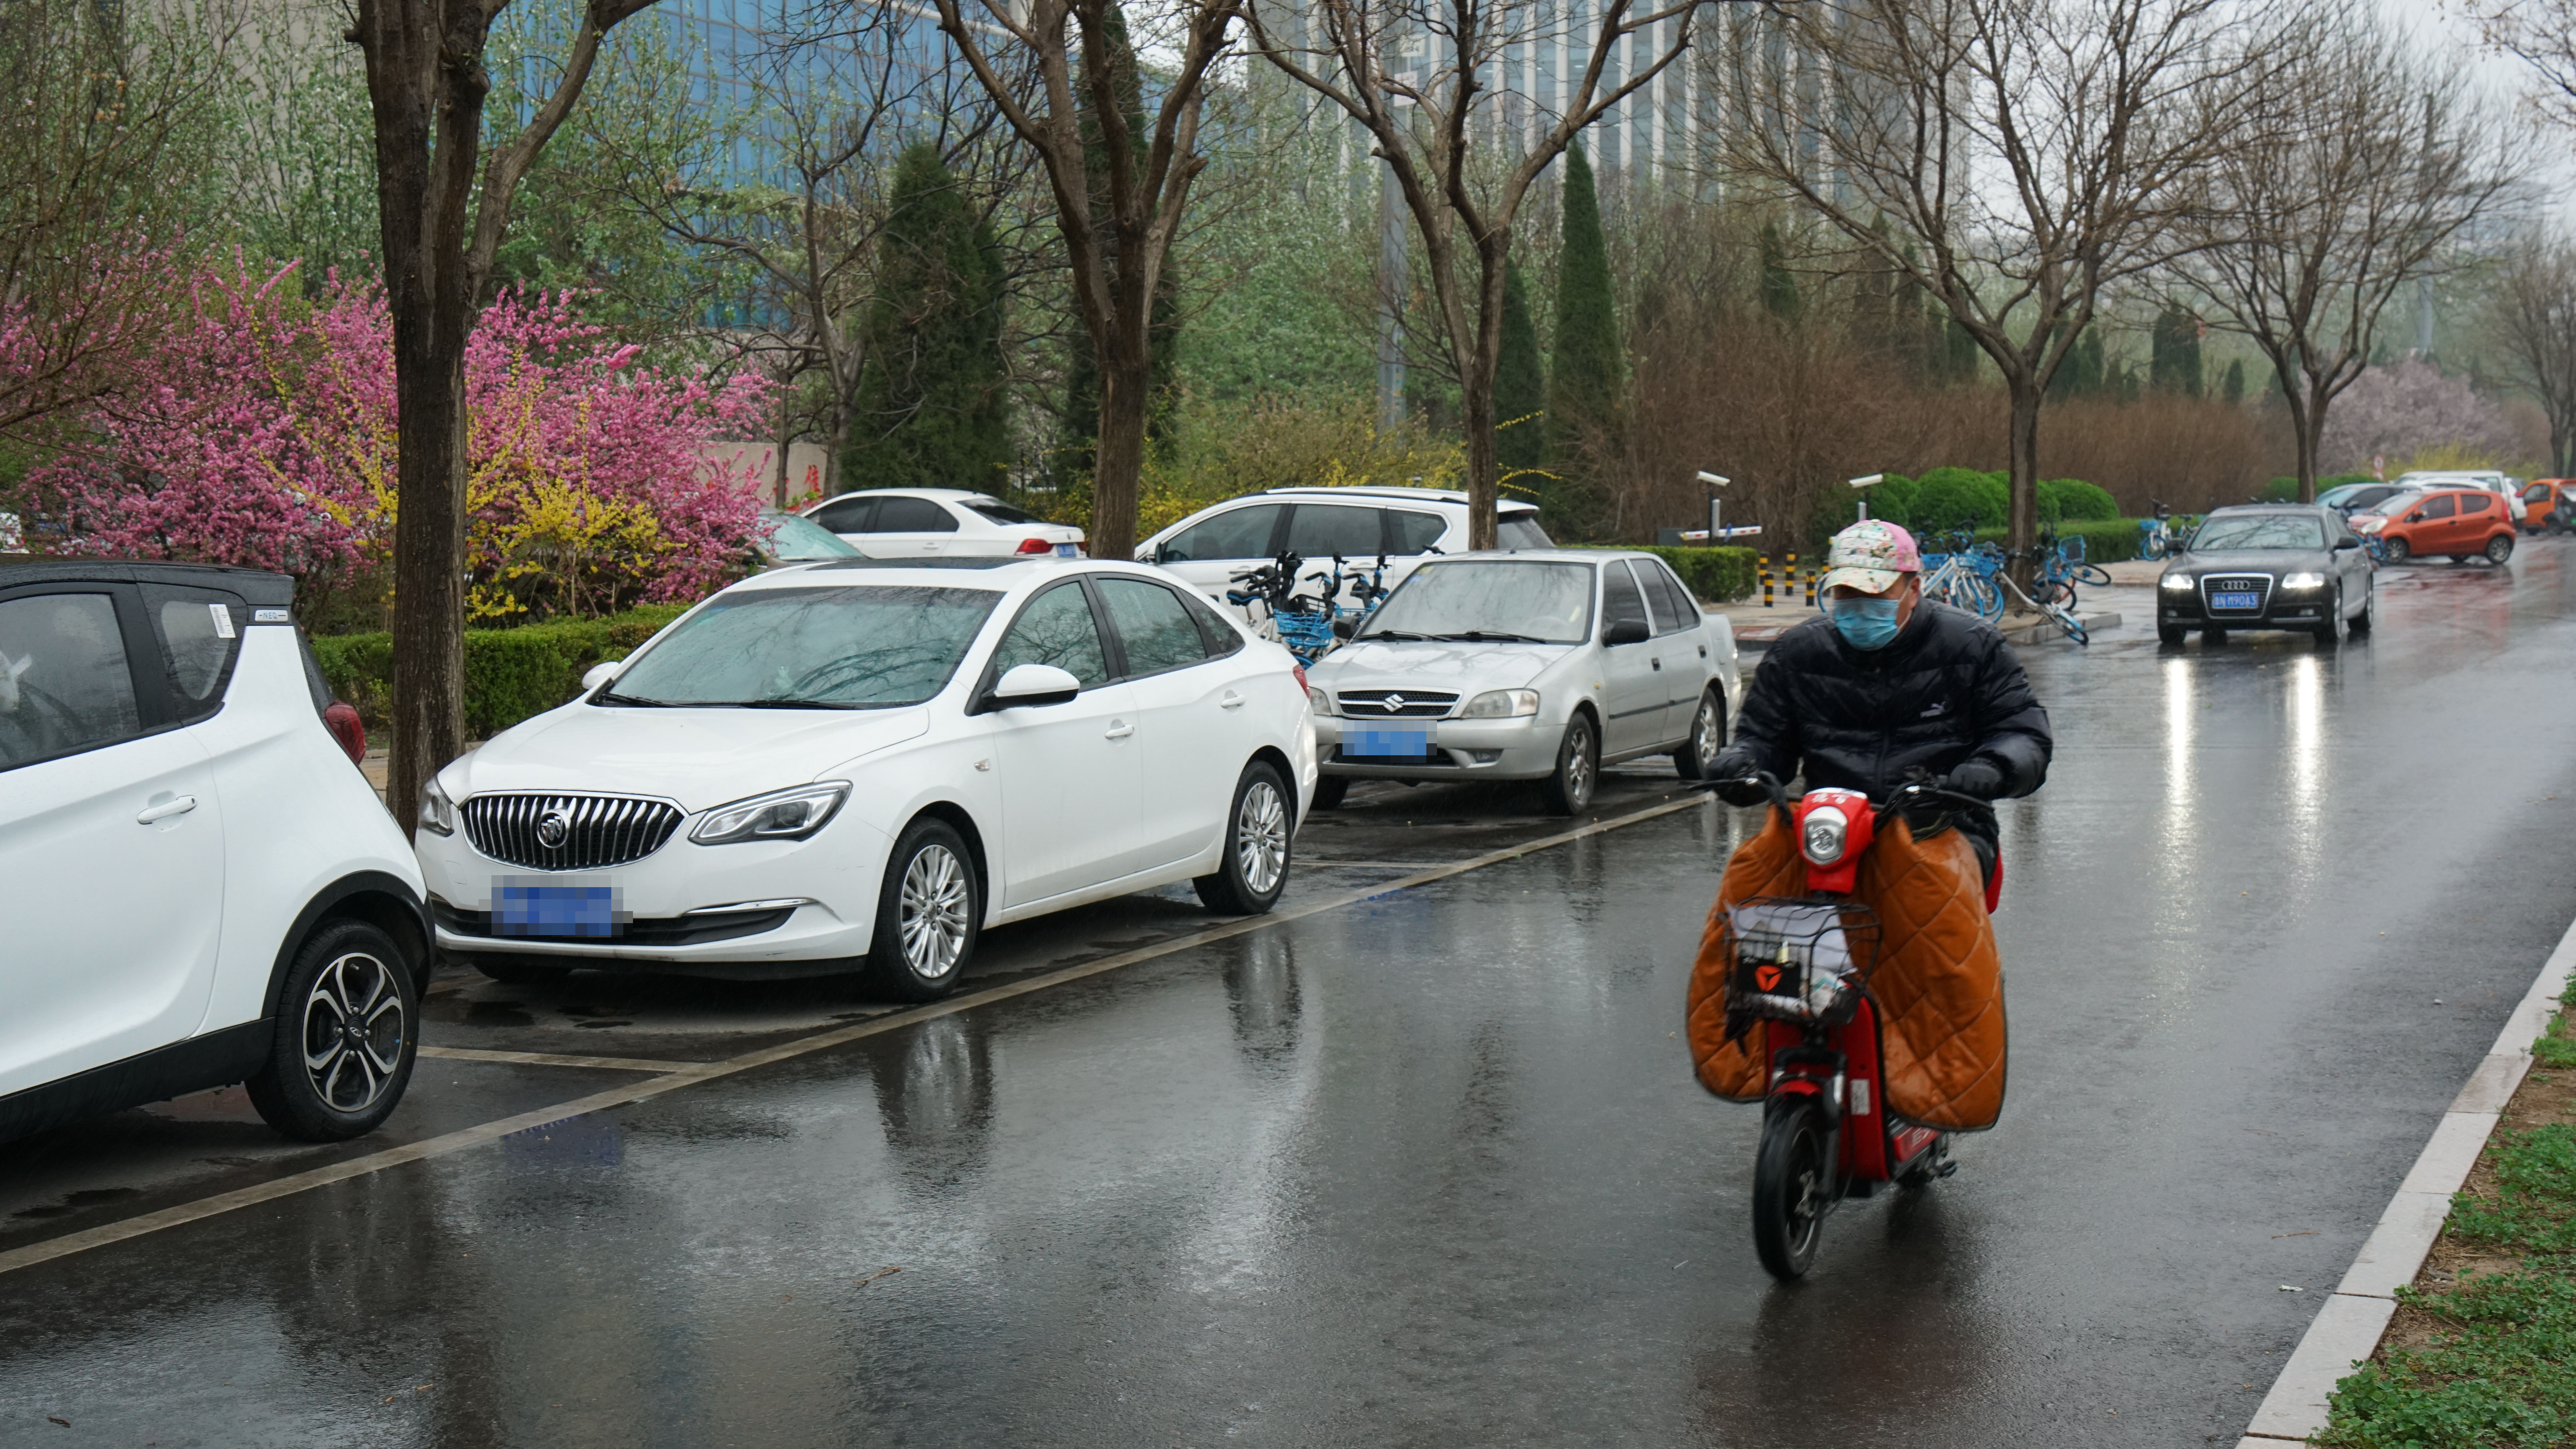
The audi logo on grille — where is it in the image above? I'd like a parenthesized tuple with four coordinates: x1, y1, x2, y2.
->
(536, 810, 571, 849)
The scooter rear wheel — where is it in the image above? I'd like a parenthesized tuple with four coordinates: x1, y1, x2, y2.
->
(1753, 1098, 1832, 1280)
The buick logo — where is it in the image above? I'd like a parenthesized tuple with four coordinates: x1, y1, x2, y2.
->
(536, 809, 571, 849)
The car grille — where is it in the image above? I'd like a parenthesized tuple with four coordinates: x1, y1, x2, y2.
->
(431, 899, 791, 946)
(1334, 689, 1459, 718)
(461, 793, 685, 871)
(2199, 574, 2273, 615)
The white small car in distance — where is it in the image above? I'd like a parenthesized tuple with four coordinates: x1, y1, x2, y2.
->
(1302, 551, 1740, 814)
(1, 561, 429, 1144)
(412, 558, 1317, 1000)
(1137, 486, 1552, 614)
(801, 488, 1087, 557)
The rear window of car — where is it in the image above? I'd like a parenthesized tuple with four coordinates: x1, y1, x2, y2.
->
(1499, 514, 1553, 549)
(964, 497, 1041, 526)
(1161, 504, 1281, 562)
(140, 583, 245, 717)
(2463, 493, 2492, 513)
(1388, 510, 1447, 554)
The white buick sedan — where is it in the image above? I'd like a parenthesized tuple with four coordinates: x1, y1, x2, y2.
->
(412, 558, 1316, 1000)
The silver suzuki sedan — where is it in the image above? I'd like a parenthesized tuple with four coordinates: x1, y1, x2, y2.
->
(1302, 550, 1741, 814)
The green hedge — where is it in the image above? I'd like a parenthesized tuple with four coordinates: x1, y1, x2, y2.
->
(1961, 517, 2145, 564)
(1602, 545, 1762, 602)
(312, 604, 692, 738)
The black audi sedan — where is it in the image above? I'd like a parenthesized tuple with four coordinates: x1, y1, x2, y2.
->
(2155, 504, 2375, 646)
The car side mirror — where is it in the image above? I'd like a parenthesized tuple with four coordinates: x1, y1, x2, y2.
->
(979, 662, 1082, 714)
(2333, 536, 2362, 551)
(581, 658, 626, 694)
(1602, 618, 1651, 647)
(2407, 512, 2425, 523)
(1331, 616, 1357, 640)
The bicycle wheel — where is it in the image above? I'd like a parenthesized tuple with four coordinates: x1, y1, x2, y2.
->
(1969, 574, 2006, 620)
(2076, 564, 2114, 588)
(2051, 603, 2089, 645)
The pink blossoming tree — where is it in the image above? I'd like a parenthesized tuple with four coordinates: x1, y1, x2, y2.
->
(30, 258, 769, 620)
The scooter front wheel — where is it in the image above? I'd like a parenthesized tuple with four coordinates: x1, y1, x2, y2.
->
(1753, 1098, 1833, 1280)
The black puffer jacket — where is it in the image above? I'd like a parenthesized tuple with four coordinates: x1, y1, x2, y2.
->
(1729, 601, 2053, 814)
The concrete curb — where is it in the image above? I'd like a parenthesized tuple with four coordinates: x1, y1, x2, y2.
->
(1999, 610, 2118, 646)
(2236, 912, 2576, 1445)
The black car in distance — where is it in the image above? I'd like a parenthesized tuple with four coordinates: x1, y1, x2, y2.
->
(2155, 504, 2375, 646)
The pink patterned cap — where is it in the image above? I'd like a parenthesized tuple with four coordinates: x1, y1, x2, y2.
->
(1819, 519, 1921, 595)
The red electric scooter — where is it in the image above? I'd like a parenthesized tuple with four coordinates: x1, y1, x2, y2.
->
(1710, 773, 1997, 1280)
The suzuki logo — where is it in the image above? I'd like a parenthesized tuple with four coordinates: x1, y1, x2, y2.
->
(1380, 695, 1407, 712)
(537, 809, 571, 849)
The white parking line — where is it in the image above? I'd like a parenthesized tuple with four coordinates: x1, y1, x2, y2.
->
(0, 790, 1713, 1280)
(416, 1045, 706, 1073)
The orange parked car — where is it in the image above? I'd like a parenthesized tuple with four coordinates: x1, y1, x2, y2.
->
(2351, 486, 2517, 564)
(2521, 480, 2576, 533)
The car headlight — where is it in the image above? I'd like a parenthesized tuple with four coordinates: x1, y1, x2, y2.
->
(2282, 572, 2327, 590)
(690, 782, 851, 845)
(1801, 805, 1849, 865)
(1307, 688, 1335, 715)
(1458, 689, 1540, 718)
(2160, 573, 2196, 592)
(2353, 516, 2385, 533)
(418, 779, 456, 837)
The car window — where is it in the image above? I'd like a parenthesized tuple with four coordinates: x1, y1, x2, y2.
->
(1602, 562, 1649, 634)
(963, 496, 1041, 526)
(1499, 514, 1554, 549)
(607, 585, 1000, 708)
(1358, 560, 1596, 643)
(0, 591, 145, 770)
(2191, 515, 2326, 550)
(1387, 510, 1447, 555)
(1284, 503, 1383, 560)
(874, 496, 959, 533)
(758, 512, 862, 561)
(1644, 560, 1700, 629)
(991, 582, 1109, 689)
(2527, 484, 2554, 502)
(1097, 578, 1208, 677)
(1179, 591, 1244, 657)
(2419, 494, 2456, 520)
(2463, 493, 2491, 514)
(1636, 561, 1685, 634)
(1160, 504, 1281, 563)
(812, 496, 877, 534)
(141, 584, 245, 713)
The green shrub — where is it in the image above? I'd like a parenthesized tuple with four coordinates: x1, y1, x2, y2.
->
(1586, 545, 1760, 602)
(1910, 467, 2009, 533)
(1864, 473, 1917, 530)
(2257, 476, 2301, 503)
(2039, 478, 2120, 521)
(311, 604, 692, 738)
(1965, 517, 2145, 564)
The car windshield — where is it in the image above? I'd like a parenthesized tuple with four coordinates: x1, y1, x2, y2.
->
(2317, 485, 2370, 508)
(2192, 515, 2325, 551)
(1357, 560, 1594, 643)
(964, 496, 1042, 526)
(604, 585, 999, 708)
(758, 511, 861, 561)
(2361, 491, 2426, 517)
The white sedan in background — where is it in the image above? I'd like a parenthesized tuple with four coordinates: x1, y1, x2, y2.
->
(413, 557, 1315, 1000)
(1303, 551, 1739, 815)
(800, 488, 1086, 558)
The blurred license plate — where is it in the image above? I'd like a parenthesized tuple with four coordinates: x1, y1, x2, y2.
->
(1348, 725, 1432, 758)
(1053, 542, 1079, 557)
(493, 882, 619, 937)
(2211, 590, 2260, 609)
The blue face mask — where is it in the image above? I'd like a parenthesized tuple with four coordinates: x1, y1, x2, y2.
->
(1830, 597, 1903, 651)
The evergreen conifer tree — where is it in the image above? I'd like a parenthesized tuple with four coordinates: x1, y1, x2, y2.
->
(1495, 261, 1545, 472)
(842, 143, 1012, 492)
(1757, 221, 1800, 319)
(1547, 143, 1622, 462)
(2221, 357, 2246, 404)
(2150, 304, 2204, 396)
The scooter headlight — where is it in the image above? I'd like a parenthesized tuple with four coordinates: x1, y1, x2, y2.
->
(1801, 805, 1849, 866)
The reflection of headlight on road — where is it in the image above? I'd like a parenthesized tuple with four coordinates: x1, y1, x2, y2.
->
(2160, 573, 2196, 592)
(2282, 572, 2326, 590)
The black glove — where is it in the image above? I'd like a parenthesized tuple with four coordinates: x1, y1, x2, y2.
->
(1706, 750, 1770, 806)
(1944, 757, 2006, 800)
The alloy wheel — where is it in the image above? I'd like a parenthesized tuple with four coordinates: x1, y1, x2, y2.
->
(1236, 779, 1289, 896)
(1692, 698, 1722, 773)
(1566, 719, 1596, 806)
(300, 952, 407, 1114)
(900, 844, 971, 980)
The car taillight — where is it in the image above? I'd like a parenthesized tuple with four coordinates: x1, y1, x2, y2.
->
(1293, 664, 1309, 695)
(1015, 537, 1054, 554)
(323, 700, 367, 765)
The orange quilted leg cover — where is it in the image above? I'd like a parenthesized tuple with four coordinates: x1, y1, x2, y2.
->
(1685, 812, 1801, 1101)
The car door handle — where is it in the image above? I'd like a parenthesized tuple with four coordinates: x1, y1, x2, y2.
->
(1650, 657, 1662, 670)
(137, 795, 197, 824)
(1220, 690, 1246, 709)
(1105, 720, 1133, 739)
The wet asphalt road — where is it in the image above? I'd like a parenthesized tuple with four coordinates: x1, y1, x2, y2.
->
(10, 546, 2576, 1445)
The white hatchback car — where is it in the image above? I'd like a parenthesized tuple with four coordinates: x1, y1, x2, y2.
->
(412, 558, 1317, 1000)
(1302, 551, 1740, 814)
(1138, 486, 1553, 614)
(0, 562, 429, 1143)
(801, 488, 1087, 558)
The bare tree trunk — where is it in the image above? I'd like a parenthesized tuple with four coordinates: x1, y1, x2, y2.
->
(2293, 389, 2323, 502)
(1093, 362, 1149, 555)
(2006, 379, 2041, 580)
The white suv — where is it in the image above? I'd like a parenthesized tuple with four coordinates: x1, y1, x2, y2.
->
(0, 562, 429, 1143)
(801, 488, 1087, 558)
(1138, 487, 1552, 613)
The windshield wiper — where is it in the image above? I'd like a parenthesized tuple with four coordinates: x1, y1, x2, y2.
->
(1358, 629, 1430, 641)
(594, 691, 675, 707)
(1434, 631, 1547, 643)
(709, 699, 875, 710)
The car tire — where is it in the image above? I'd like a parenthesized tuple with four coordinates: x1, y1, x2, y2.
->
(2313, 587, 2345, 645)
(1673, 688, 1727, 780)
(1309, 776, 1350, 812)
(473, 957, 571, 987)
(2157, 624, 2187, 646)
(1537, 710, 1599, 816)
(2202, 628, 2229, 644)
(246, 919, 420, 1143)
(2381, 536, 2410, 562)
(1196, 760, 1293, 915)
(864, 817, 980, 1002)
(2349, 586, 2374, 633)
(2487, 534, 2515, 565)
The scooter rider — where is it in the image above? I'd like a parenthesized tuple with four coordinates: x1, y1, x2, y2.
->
(1705, 519, 2053, 871)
